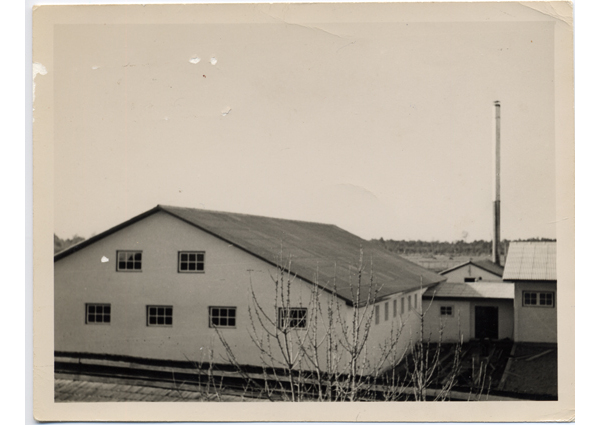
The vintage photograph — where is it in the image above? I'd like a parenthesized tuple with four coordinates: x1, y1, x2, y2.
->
(33, 2, 574, 422)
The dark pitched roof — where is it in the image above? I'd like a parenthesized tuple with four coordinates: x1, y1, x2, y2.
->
(440, 258, 504, 277)
(423, 281, 514, 300)
(55, 205, 445, 304)
(503, 241, 557, 281)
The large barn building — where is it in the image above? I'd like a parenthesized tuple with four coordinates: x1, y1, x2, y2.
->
(54, 205, 445, 373)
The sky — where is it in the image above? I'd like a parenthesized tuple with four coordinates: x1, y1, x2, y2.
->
(53, 10, 557, 242)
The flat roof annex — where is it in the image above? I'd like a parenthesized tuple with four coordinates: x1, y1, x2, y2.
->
(55, 205, 445, 305)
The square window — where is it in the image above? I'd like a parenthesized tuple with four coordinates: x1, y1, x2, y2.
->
(440, 306, 453, 316)
(278, 307, 307, 330)
(116, 250, 142, 272)
(86, 303, 111, 324)
(147, 305, 173, 327)
(523, 291, 538, 306)
(539, 292, 554, 306)
(178, 251, 205, 273)
(209, 306, 237, 328)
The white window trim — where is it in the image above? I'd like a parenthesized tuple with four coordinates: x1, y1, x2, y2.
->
(116, 250, 143, 272)
(522, 291, 555, 308)
(178, 251, 206, 273)
(209, 306, 237, 328)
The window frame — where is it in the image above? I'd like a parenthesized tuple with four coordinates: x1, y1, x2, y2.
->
(278, 307, 308, 330)
(440, 305, 454, 317)
(85, 303, 111, 325)
(178, 251, 206, 273)
(116, 250, 143, 272)
(393, 299, 397, 318)
(522, 291, 555, 308)
(209, 306, 237, 329)
(384, 302, 389, 321)
(146, 305, 174, 327)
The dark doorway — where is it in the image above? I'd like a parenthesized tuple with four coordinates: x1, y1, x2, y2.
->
(475, 306, 498, 339)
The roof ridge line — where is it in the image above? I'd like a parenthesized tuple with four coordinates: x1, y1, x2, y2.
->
(158, 204, 341, 228)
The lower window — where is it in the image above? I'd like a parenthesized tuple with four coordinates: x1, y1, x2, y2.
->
(86, 303, 111, 324)
(523, 291, 554, 307)
(147, 305, 173, 326)
(278, 307, 307, 329)
(209, 306, 237, 328)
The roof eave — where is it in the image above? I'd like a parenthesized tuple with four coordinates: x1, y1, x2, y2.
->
(54, 206, 163, 262)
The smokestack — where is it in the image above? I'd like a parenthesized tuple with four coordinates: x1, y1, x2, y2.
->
(492, 101, 501, 265)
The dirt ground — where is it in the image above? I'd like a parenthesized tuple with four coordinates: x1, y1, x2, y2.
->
(501, 344, 557, 397)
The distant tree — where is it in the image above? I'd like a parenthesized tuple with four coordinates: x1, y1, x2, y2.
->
(372, 237, 555, 258)
(54, 234, 85, 254)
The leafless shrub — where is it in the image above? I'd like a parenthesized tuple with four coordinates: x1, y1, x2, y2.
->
(211, 248, 463, 401)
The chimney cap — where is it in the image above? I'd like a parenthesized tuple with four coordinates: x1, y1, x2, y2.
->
(494, 100, 501, 105)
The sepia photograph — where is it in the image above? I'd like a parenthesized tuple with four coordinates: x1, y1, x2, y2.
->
(32, 2, 574, 422)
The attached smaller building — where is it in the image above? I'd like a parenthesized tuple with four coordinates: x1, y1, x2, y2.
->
(440, 259, 504, 283)
(503, 241, 557, 343)
(422, 281, 514, 342)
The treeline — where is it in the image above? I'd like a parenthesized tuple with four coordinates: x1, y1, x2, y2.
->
(54, 234, 85, 254)
(371, 237, 556, 257)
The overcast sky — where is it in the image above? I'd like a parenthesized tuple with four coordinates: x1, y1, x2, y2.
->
(53, 10, 556, 242)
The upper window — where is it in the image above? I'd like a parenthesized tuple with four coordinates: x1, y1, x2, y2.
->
(117, 251, 142, 271)
(147, 305, 173, 326)
(384, 302, 389, 321)
(375, 305, 380, 325)
(440, 306, 453, 316)
(523, 291, 554, 308)
(393, 299, 397, 318)
(86, 303, 111, 324)
(278, 307, 307, 330)
(209, 306, 236, 328)
(178, 251, 205, 273)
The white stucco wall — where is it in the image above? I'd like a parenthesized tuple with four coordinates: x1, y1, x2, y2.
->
(442, 264, 502, 283)
(54, 211, 420, 373)
(363, 287, 428, 370)
(54, 211, 349, 367)
(422, 298, 514, 342)
(513, 281, 557, 343)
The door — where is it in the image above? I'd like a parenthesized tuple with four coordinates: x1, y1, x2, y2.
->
(474, 306, 498, 339)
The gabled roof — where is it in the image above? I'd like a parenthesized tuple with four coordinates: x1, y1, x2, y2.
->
(503, 241, 556, 281)
(423, 281, 514, 300)
(55, 205, 445, 304)
(440, 258, 504, 277)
